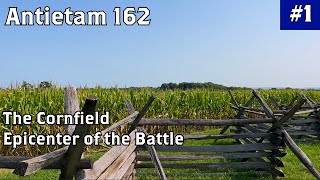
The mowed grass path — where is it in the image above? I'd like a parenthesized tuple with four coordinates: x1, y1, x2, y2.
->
(0, 129, 319, 180)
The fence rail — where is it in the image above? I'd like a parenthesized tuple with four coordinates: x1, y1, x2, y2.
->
(0, 88, 319, 179)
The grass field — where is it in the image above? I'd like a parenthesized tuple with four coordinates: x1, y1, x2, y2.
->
(0, 128, 319, 179)
(0, 88, 319, 179)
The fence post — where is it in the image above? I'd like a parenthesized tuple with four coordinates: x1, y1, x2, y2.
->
(127, 96, 156, 133)
(252, 90, 274, 118)
(59, 96, 98, 180)
(64, 86, 80, 135)
(281, 128, 320, 179)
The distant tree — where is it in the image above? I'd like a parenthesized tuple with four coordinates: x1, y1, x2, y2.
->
(39, 81, 53, 89)
(159, 82, 238, 90)
(168, 83, 178, 90)
(21, 81, 33, 89)
(160, 83, 170, 90)
(161, 83, 178, 90)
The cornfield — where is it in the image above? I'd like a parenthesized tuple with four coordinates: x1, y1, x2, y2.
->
(0, 88, 319, 156)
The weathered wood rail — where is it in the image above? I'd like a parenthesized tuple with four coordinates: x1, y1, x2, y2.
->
(0, 88, 319, 179)
(134, 90, 319, 179)
(0, 88, 147, 180)
(226, 90, 320, 142)
(135, 118, 286, 178)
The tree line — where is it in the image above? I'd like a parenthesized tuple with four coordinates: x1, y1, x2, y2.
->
(159, 82, 249, 90)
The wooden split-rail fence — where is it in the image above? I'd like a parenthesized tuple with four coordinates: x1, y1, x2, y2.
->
(0, 88, 319, 180)
(226, 90, 320, 142)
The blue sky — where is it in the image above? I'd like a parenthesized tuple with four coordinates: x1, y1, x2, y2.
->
(0, 1, 319, 88)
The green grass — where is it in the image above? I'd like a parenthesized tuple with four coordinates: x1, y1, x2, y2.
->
(1, 129, 318, 180)
(137, 130, 270, 180)
(0, 169, 60, 179)
(0, 146, 318, 180)
(280, 142, 320, 180)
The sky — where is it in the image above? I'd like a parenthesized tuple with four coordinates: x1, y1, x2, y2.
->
(0, 0, 319, 88)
